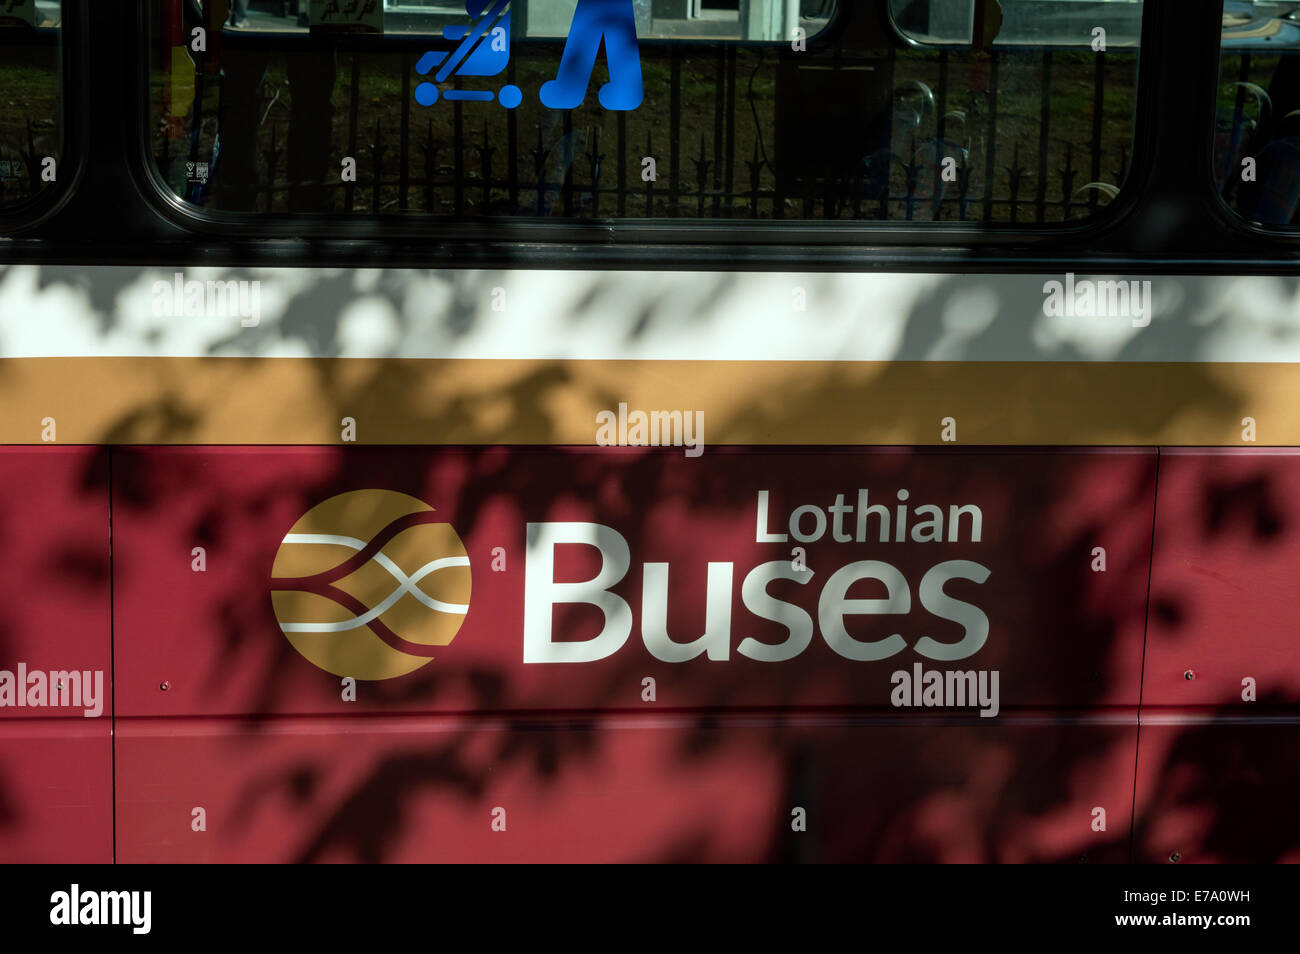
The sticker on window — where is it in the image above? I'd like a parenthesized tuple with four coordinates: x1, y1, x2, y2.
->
(414, 1, 642, 111)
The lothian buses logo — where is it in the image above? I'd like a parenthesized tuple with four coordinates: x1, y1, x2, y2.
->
(270, 490, 472, 680)
(269, 484, 997, 716)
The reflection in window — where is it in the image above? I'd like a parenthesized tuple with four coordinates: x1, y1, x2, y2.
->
(149, 0, 1140, 224)
(0, 2, 61, 212)
(890, 0, 1143, 47)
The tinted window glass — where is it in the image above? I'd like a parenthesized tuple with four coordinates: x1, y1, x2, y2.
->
(147, 0, 1140, 224)
(0, 1, 61, 213)
(1215, 1, 1300, 227)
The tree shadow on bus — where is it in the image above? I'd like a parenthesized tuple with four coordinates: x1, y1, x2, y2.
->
(12, 263, 1300, 862)
(124, 270, 1300, 861)
(1128, 690, 1300, 864)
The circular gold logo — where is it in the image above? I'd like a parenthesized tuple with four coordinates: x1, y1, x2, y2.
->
(270, 490, 472, 680)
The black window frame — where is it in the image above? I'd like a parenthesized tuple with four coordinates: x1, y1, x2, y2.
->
(2, 2, 1290, 273)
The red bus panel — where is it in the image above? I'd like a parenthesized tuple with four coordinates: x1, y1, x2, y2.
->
(0, 448, 112, 863)
(116, 716, 1136, 863)
(112, 446, 1152, 862)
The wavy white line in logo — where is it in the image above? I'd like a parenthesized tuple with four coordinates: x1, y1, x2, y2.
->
(278, 532, 470, 633)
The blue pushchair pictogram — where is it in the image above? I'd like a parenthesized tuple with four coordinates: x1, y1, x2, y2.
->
(415, 0, 522, 109)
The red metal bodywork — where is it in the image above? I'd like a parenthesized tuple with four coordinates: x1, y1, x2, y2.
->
(0, 448, 111, 863)
(1, 445, 1295, 862)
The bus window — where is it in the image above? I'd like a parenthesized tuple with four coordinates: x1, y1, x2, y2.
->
(1216, 1, 1300, 228)
(146, 0, 1139, 224)
(0, 1, 61, 216)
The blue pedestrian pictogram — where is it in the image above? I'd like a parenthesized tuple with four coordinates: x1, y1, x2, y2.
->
(540, 0, 643, 111)
(415, 0, 642, 112)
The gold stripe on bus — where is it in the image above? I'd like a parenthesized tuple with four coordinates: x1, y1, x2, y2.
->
(0, 357, 1289, 445)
